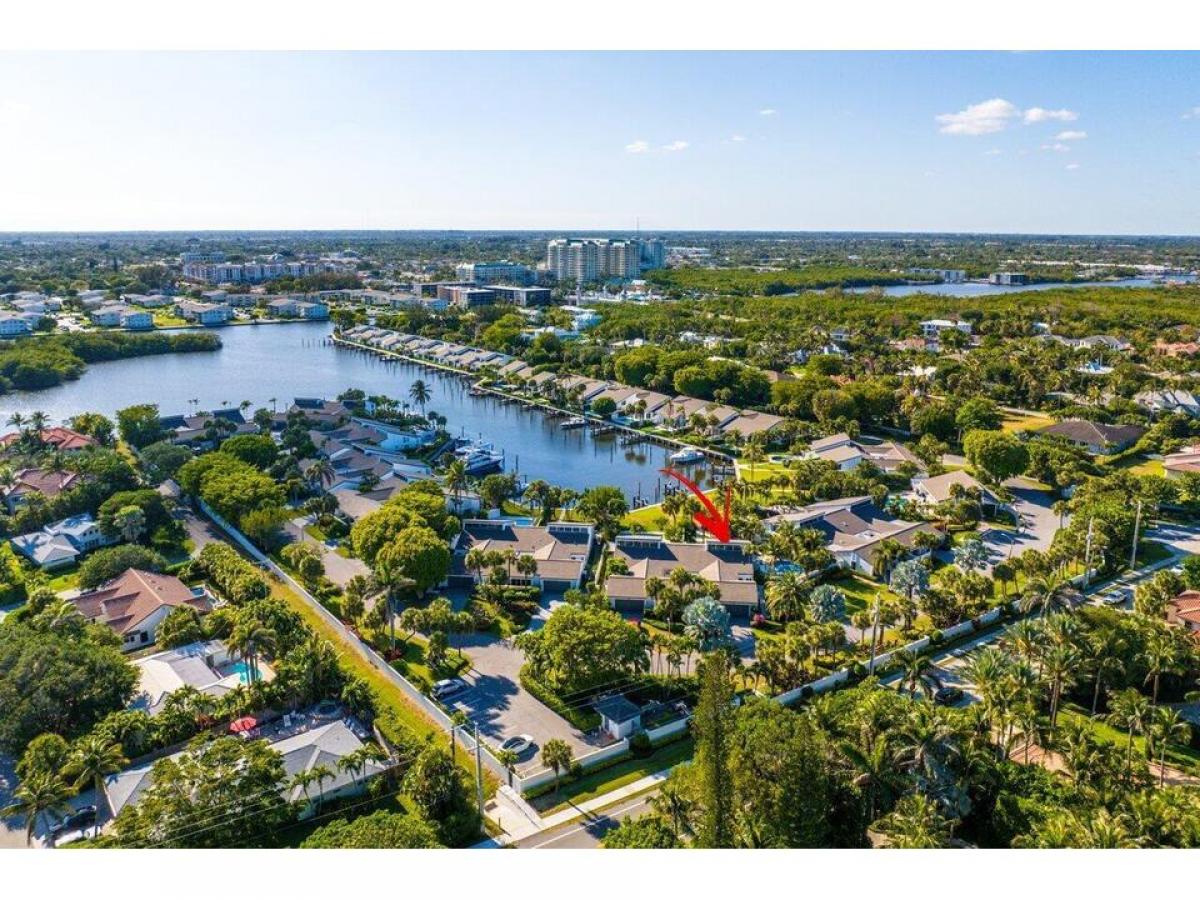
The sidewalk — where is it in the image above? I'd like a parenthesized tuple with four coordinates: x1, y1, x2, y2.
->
(488, 765, 676, 844)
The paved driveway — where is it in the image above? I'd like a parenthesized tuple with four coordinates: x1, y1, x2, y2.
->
(448, 630, 595, 765)
(179, 506, 223, 555)
(284, 517, 370, 587)
(934, 479, 1061, 575)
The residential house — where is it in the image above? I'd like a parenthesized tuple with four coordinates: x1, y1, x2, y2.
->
(1134, 389, 1200, 418)
(662, 397, 740, 433)
(130, 640, 275, 716)
(1163, 446, 1200, 480)
(176, 300, 232, 325)
(10, 514, 117, 569)
(105, 711, 387, 819)
(763, 496, 940, 576)
(605, 534, 760, 618)
(1038, 419, 1146, 455)
(1166, 590, 1200, 636)
(0, 312, 32, 337)
(289, 398, 351, 428)
(92, 304, 153, 330)
(911, 470, 1001, 512)
(808, 433, 924, 473)
(159, 409, 256, 446)
(0, 426, 96, 453)
(267, 297, 330, 319)
(451, 520, 595, 592)
(72, 568, 214, 651)
(721, 410, 786, 442)
(920, 319, 973, 338)
(2, 468, 81, 512)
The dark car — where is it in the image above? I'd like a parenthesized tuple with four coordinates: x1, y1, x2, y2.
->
(934, 686, 964, 705)
(50, 805, 97, 837)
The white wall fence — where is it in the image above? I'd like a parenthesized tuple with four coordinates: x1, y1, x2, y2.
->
(194, 499, 510, 781)
(773, 605, 1007, 706)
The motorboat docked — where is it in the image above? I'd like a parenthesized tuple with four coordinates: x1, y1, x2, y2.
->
(452, 440, 504, 474)
(560, 416, 588, 430)
(669, 446, 707, 464)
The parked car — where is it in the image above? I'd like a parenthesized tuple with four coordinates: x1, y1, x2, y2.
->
(1104, 587, 1134, 606)
(433, 678, 468, 700)
(934, 686, 964, 705)
(49, 805, 97, 838)
(500, 734, 534, 755)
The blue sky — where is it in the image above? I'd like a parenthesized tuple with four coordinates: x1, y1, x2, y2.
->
(0, 51, 1197, 233)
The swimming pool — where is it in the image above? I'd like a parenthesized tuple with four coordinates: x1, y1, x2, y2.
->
(218, 660, 254, 684)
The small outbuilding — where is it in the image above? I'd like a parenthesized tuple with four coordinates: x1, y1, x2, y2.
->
(594, 694, 643, 741)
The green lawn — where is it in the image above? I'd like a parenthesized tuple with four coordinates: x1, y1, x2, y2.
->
(829, 572, 903, 618)
(45, 566, 81, 592)
(1001, 410, 1055, 434)
(527, 736, 694, 813)
(1058, 705, 1200, 776)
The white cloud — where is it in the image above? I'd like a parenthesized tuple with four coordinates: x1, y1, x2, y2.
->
(1065, 163, 1081, 170)
(661, 140, 689, 152)
(1055, 130, 1087, 141)
(1183, 106, 1200, 120)
(936, 98, 1020, 135)
(1041, 142, 1072, 153)
(983, 148, 1003, 156)
(758, 108, 777, 116)
(624, 140, 650, 154)
(729, 134, 746, 143)
(1023, 107, 1078, 124)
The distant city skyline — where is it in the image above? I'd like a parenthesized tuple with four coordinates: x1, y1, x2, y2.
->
(0, 51, 1197, 234)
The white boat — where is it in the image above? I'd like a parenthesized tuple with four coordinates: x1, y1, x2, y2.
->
(669, 447, 706, 464)
(453, 441, 504, 474)
(560, 416, 588, 430)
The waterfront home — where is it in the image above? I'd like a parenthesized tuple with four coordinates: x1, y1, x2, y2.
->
(605, 533, 760, 619)
(73, 568, 214, 651)
(612, 389, 673, 425)
(1134, 389, 1200, 418)
(722, 410, 786, 442)
(0, 426, 96, 454)
(130, 640, 275, 716)
(330, 484, 402, 521)
(2, 467, 81, 512)
(763, 496, 940, 576)
(121, 292, 173, 308)
(105, 709, 388, 820)
(76, 289, 108, 308)
(266, 297, 330, 319)
(288, 398, 351, 428)
(175, 300, 233, 325)
(497, 359, 533, 380)
(556, 374, 609, 404)
(808, 433, 924, 473)
(451, 520, 595, 592)
(662, 397, 740, 433)
(1038, 419, 1146, 455)
(92, 303, 153, 330)
(911, 470, 1001, 512)
(10, 513, 117, 569)
(159, 409, 256, 447)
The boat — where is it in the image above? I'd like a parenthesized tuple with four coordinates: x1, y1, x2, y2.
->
(669, 447, 706, 464)
(452, 441, 504, 475)
(560, 416, 588, 430)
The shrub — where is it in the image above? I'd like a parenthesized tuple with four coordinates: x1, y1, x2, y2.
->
(78, 545, 169, 589)
(628, 732, 652, 757)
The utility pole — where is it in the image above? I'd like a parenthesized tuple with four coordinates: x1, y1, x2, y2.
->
(1130, 500, 1143, 571)
(1083, 517, 1095, 588)
(867, 593, 882, 675)
(473, 722, 484, 819)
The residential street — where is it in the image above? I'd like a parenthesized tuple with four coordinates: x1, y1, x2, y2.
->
(512, 792, 657, 849)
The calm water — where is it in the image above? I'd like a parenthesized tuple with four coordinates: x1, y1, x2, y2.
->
(862, 276, 1197, 298)
(1, 321, 709, 500)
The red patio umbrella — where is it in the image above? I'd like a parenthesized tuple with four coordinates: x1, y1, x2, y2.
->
(229, 716, 258, 734)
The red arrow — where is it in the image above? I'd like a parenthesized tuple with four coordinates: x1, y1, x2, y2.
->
(660, 467, 734, 542)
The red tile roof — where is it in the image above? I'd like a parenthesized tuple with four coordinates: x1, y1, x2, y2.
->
(73, 568, 212, 636)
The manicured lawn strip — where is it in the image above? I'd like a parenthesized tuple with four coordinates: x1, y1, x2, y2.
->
(830, 572, 904, 618)
(1000, 410, 1055, 434)
(1058, 705, 1200, 777)
(528, 736, 694, 815)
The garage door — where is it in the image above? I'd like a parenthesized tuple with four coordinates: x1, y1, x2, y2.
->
(613, 599, 646, 616)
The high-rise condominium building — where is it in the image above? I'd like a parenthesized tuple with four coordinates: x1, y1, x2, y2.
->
(545, 238, 654, 282)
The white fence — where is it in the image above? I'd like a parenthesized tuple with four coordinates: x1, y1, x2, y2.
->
(773, 605, 1009, 706)
(195, 499, 510, 780)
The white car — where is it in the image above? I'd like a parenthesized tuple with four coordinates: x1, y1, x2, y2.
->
(500, 734, 534, 755)
(433, 678, 468, 700)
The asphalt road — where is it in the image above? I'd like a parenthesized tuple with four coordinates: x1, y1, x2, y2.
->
(513, 793, 657, 849)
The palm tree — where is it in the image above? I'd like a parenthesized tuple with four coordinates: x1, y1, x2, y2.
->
(1019, 573, 1078, 619)
(1106, 688, 1152, 779)
(291, 768, 319, 805)
(1, 771, 72, 846)
(541, 738, 574, 794)
(310, 763, 336, 810)
(1141, 629, 1183, 706)
(1041, 642, 1080, 734)
(228, 621, 277, 684)
(893, 648, 937, 698)
(1147, 707, 1190, 787)
(765, 571, 809, 623)
(409, 379, 432, 417)
(839, 737, 897, 823)
(64, 735, 127, 837)
(307, 458, 336, 492)
(444, 458, 470, 505)
(875, 793, 953, 848)
(496, 749, 519, 787)
(112, 505, 147, 544)
(871, 539, 908, 581)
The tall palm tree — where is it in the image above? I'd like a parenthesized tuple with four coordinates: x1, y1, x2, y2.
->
(1147, 706, 1190, 788)
(408, 379, 432, 417)
(839, 737, 898, 823)
(65, 735, 127, 837)
(1019, 573, 1078, 619)
(444, 459, 470, 505)
(309, 763, 336, 810)
(541, 739, 574, 794)
(1106, 688, 1152, 780)
(307, 458, 336, 492)
(893, 648, 937, 698)
(1141, 629, 1183, 706)
(1, 771, 72, 846)
(1041, 642, 1081, 733)
(765, 571, 809, 623)
(228, 622, 277, 684)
